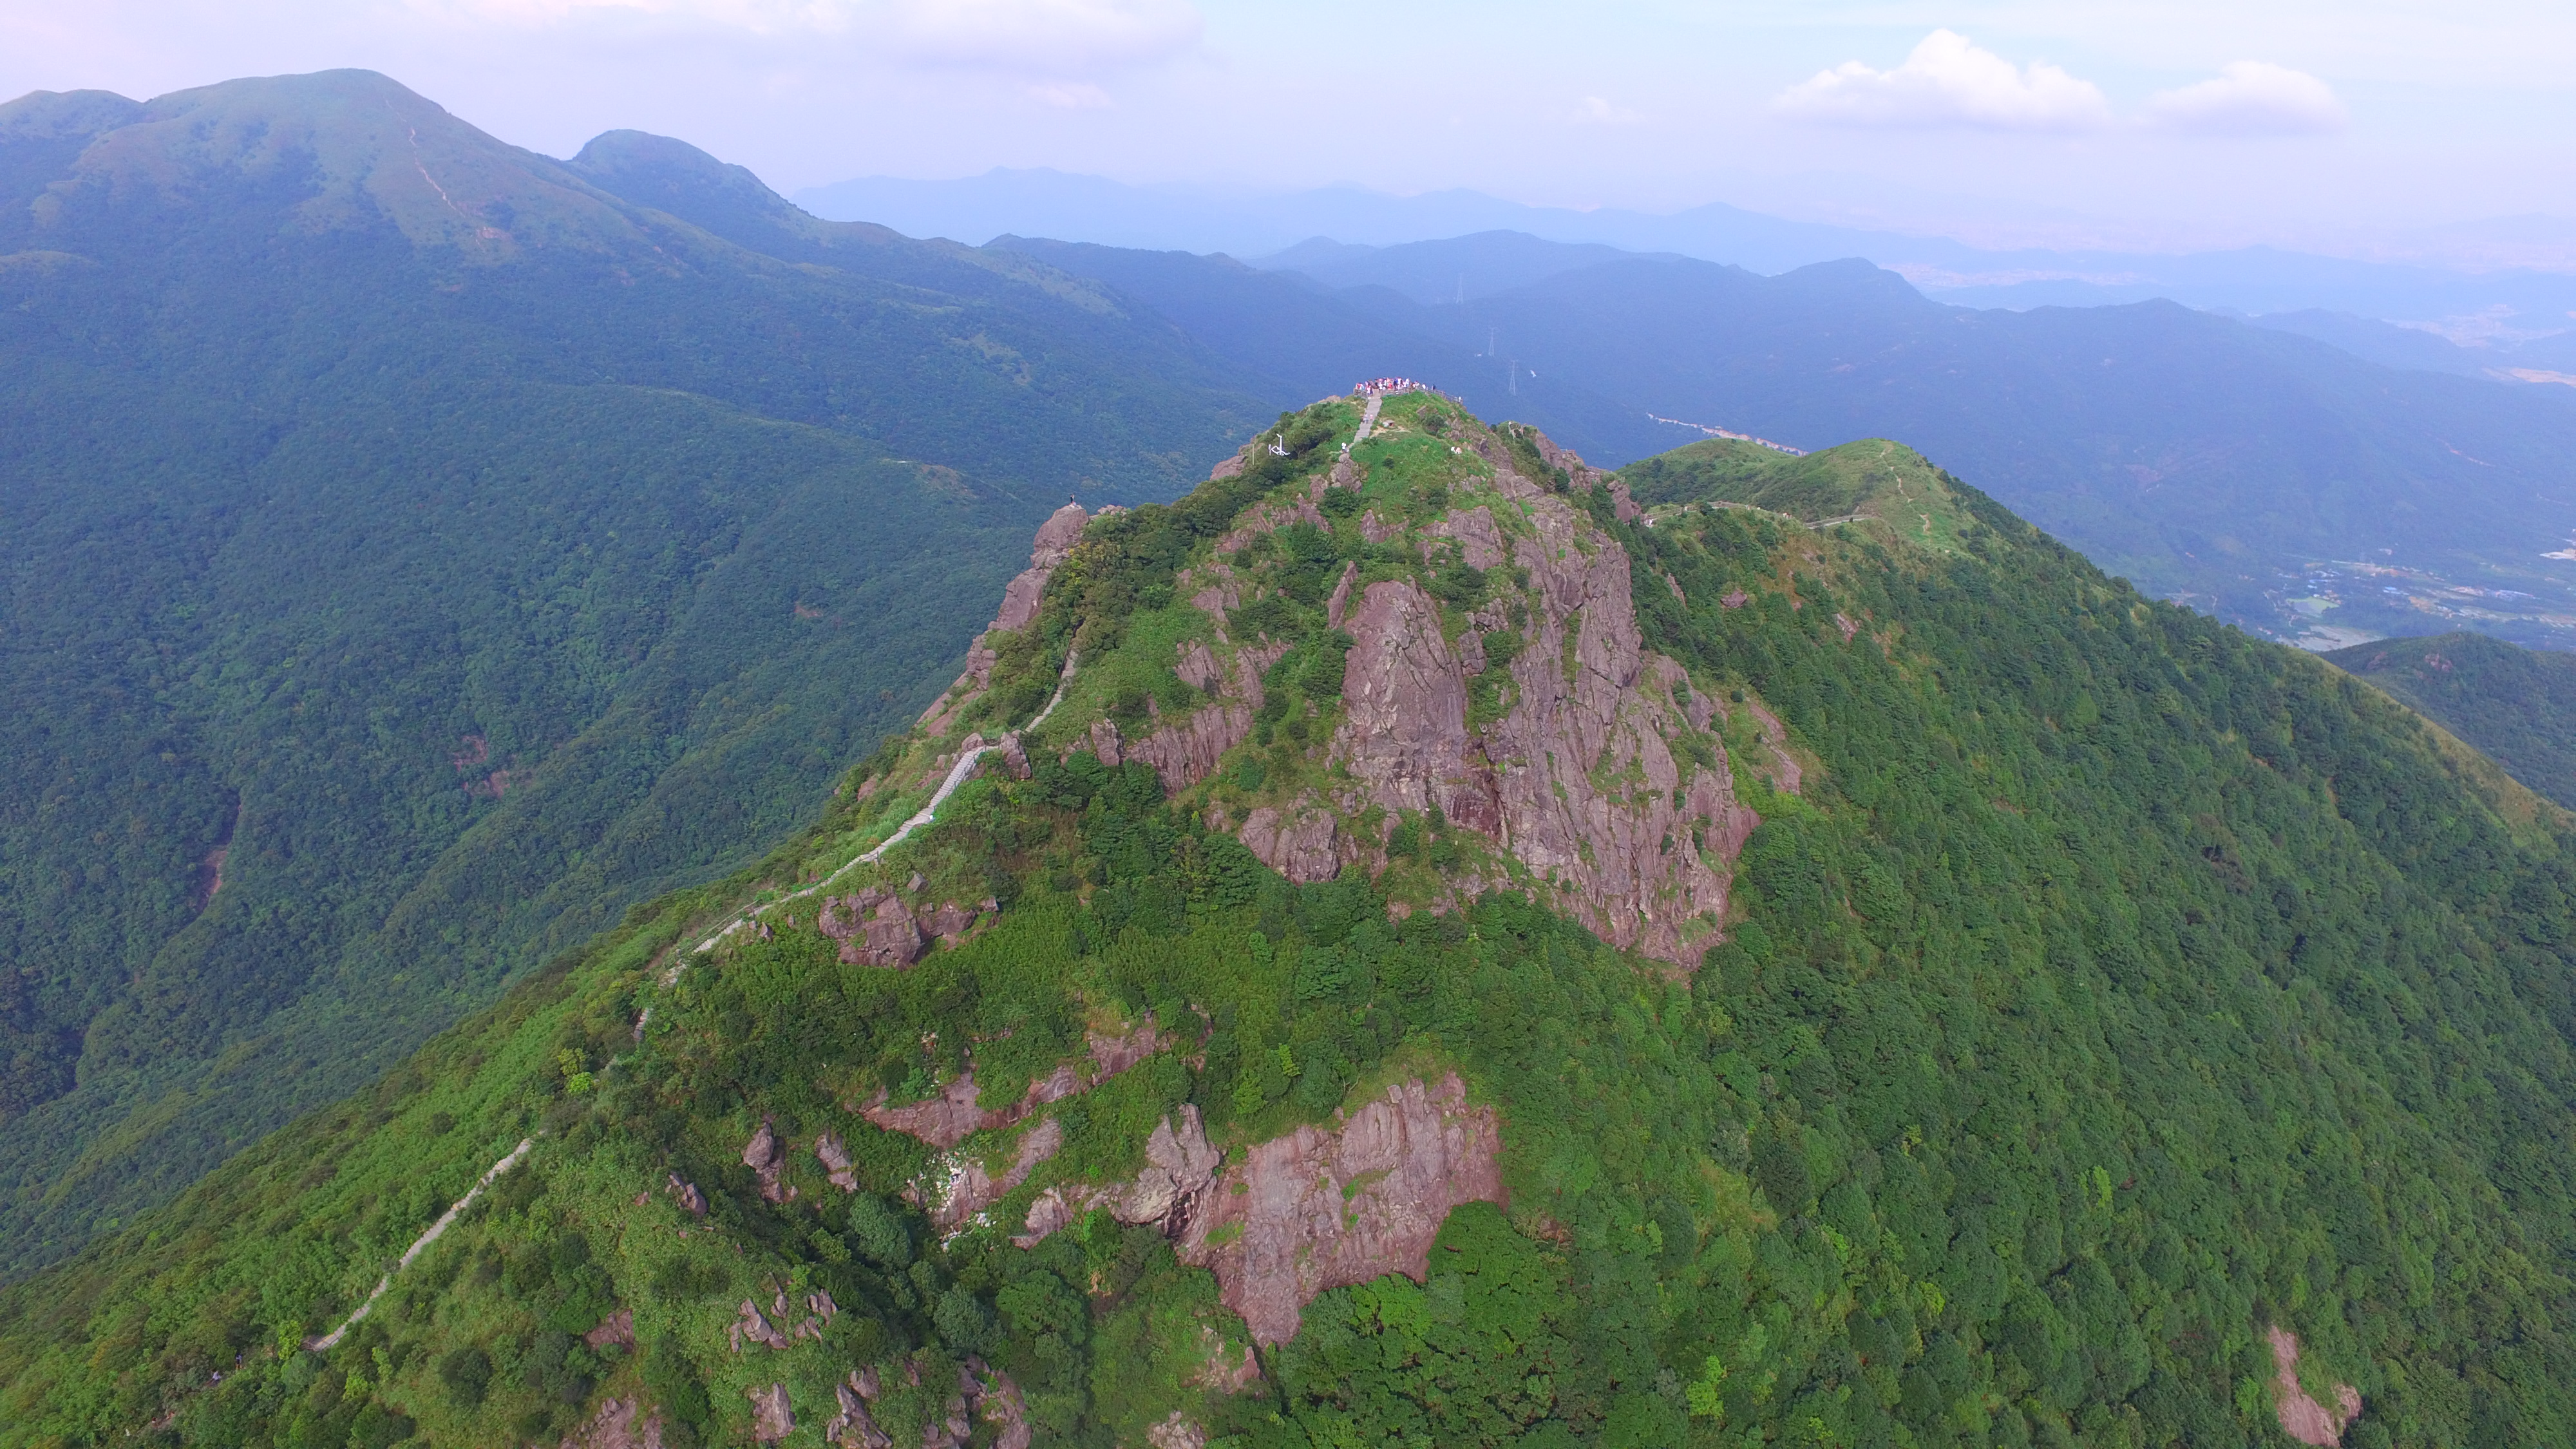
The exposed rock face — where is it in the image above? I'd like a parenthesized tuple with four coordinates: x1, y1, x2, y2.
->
(1146, 1413, 1208, 1449)
(1325, 458, 1752, 963)
(1014, 1077, 1501, 1347)
(665, 1173, 706, 1217)
(1128, 643, 1265, 794)
(952, 502, 1089, 697)
(1336, 580, 1486, 824)
(1432, 506, 1510, 570)
(815, 1131, 857, 1191)
(828, 1376, 895, 1449)
(864, 1074, 993, 1150)
(584, 1307, 635, 1351)
(964, 1359, 1032, 1449)
(1236, 804, 1345, 883)
(1015, 1104, 1222, 1246)
(731, 1299, 791, 1352)
(1325, 561, 1360, 627)
(1741, 699, 1804, 795)
(743, 1122, 788, 1203)
(863, 1023, 1169, 1150)
(2268, 1327, 2363, 1446)
(933, 1116, 1062, 1229)
(1186, 1074, 1502, 1345)
(748, 1382, 793, 1443)
(922, 1389, 972, 1449)
(816, 889, 994, 967)
(560, 1397, 661, 1449)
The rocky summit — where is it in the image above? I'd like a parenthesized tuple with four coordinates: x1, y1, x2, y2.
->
(10, 388, 2576, 1449)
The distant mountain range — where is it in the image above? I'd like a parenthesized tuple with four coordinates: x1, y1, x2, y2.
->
(796, 167, 2576, 336)
(983, 231, 2576, 652)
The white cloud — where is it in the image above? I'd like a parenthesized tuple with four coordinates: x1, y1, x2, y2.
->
(2145, 61, 2345, 135)
(417, 0, 1202, 75)
(1774, 29, 2112, 132)
(1572, 95, 1642, 126)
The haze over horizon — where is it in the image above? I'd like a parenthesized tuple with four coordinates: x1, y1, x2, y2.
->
(5, 1, 2574, 269)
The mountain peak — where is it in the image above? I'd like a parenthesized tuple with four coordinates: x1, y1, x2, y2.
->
(10, 69, 643, 260)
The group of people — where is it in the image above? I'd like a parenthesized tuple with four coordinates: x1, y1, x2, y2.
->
(1354, 376, 1426, 396)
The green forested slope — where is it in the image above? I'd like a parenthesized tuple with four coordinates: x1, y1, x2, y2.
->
(0, 70, 1265, 1276)
(2323, 631, 2576, 811)
(7, 402, 2575, 1448)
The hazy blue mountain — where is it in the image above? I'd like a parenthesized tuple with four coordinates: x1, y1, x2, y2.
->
(2237, 309, 2499, 375)
(0, 70, 1270, 1276)
(798, 166, 2576, 323)
(966, 227, 2576, 649)
(1247, 230, 1667, 304)
(984, 234, 1674, 464)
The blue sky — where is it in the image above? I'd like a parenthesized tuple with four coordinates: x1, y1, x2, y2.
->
(4, 1, 2570, 259)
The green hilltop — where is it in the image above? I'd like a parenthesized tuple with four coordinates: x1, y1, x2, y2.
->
(1619, 437, 1976, 554)
(7, 393, 2576, 1449)
(2324, 630, 2576, 813)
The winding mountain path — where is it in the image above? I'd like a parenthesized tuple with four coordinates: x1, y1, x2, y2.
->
(690, 650, 1081, 956)
(307, 1139, 533, 1351)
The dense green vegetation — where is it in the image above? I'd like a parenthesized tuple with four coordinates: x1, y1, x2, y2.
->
(8, 395, 2576, 1448)
(0, 71, 1269, 1276)
(2324, 630, 2576, 810)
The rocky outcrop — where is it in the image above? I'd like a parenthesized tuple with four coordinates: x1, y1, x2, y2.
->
(664, 1173, 706, 1217)
(748, 1383, 793, 1443)
(816, 889, 994, 967)
(1236, 804, 1346, 883)
(827, 1376, 895, 1449)
(816, 1132, 858, 1191)
(862, 1023, 1170, 1150)
(1015, 1104, 1222, 1246)
(2268, 1327, 2363, 1446)
(1325, 561, 1360, 627)
(1128, 643, 1267, 794)
(1741, 699, 1804, 795)
(743, 1122, 789, 1203)
(932, 1116, 1063, 1230)
(952, 502, 1089, 699)
(730, 1289, 836, 1352)
(1336, 580, 1490, 827)
(1014, 1077, 1502, 1347)
(1186, 1074, 1502, 1345)
(731, 1298, 790, 1352)
(964, 1359, 1032, 1449)
(1327, 458, 1752, 964)
(559, 1397, 661, 1449)
(583, 1307, 634, 1351)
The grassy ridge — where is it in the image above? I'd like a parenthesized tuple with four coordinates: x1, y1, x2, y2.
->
(2324, 630, 2576, 811)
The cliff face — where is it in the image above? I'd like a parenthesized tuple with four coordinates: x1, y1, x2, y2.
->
(853, 1013, 1503, 1348)
(1182, 1074, 1502, 1345)
(1112, 415, 1751, 963)
(1323, 448, 1755, 962)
